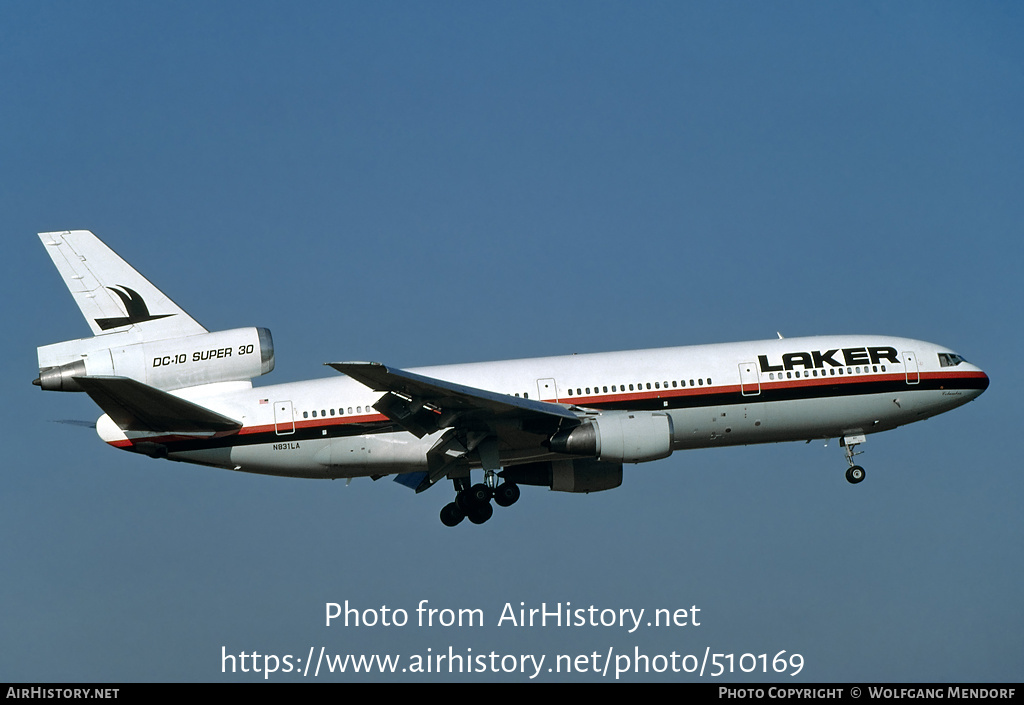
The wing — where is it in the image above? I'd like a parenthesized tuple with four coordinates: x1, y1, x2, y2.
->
(327, 361, 579, 436)
(327, 361, 581, 490)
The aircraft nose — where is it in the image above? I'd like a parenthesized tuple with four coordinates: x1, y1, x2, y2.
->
(966, 366, 990, 398)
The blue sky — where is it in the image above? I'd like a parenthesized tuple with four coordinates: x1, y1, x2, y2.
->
(2, 1, 1021, 682)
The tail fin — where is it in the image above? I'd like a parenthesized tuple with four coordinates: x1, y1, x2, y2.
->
(39, 230, 206, 339)
(36, 230, 274, 393)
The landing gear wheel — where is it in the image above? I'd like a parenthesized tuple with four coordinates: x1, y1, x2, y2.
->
(468, 483, 492, 503)
(456, 483, 492, 512)
(467, 501, 494, 524)
(440, 502, 465, 527)
(493, 482, 520, 508)
(845, 465, 866, 484)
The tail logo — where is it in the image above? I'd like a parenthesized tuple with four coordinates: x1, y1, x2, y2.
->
(94, 286, 174, 330)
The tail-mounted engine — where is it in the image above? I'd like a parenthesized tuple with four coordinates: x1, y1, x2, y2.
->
(35, 327, 275, 392)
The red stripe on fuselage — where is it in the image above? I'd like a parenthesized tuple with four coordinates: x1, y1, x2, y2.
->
(105, 369, 986, 449)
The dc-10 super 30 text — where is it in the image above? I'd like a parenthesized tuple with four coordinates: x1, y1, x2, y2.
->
(34, 231, 989, 526)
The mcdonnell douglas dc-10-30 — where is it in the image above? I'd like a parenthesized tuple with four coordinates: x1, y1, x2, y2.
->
(34, 230, 989, 526)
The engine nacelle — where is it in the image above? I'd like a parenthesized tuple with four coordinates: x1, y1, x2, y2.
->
(502, 458, 623, 493)
(36, 327, 275, 392)
(548, 411, 674, 463)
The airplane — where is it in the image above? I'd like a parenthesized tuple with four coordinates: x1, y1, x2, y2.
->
(33, 230, 990, 526)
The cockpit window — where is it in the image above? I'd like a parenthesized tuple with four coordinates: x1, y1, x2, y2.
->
(938, 352, 966, 367)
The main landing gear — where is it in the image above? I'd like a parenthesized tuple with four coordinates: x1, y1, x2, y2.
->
(841, 434, 867, 485)
(439, 474, 520, 527)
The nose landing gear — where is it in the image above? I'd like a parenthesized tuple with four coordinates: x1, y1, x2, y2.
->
(841, 434, 867, 484)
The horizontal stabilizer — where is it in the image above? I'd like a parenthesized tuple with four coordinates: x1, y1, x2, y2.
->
(74, 376, 241, 435)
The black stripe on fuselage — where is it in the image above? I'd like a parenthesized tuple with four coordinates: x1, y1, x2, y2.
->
(597, 373, 987, 412)
(151, 373, 985, 453)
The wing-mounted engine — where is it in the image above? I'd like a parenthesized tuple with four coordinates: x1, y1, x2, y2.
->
(35, 327, 275, 392)
(547, 410, 674, 463)
(501, 458, 623, 493)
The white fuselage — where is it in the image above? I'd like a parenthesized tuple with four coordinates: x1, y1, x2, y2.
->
(96, 334, 988, 480)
